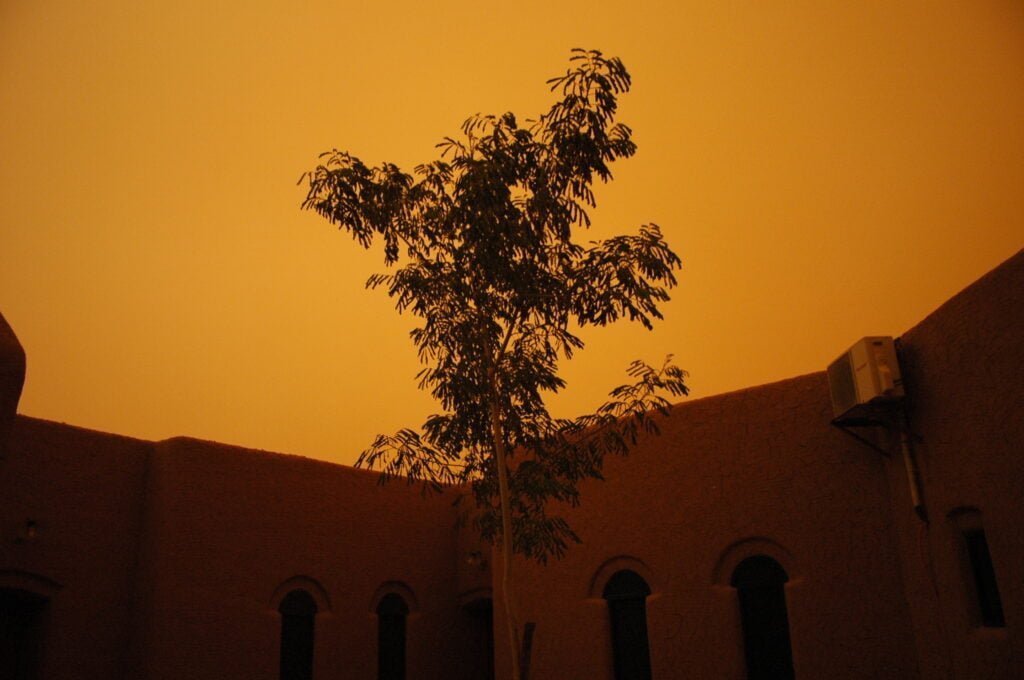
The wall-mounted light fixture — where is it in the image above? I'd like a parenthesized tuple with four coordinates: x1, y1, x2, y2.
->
(13, 518, 37, 544)
(466, 550, 488, 571)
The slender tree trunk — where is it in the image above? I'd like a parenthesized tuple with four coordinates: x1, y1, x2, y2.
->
(489, 378, 522, 680)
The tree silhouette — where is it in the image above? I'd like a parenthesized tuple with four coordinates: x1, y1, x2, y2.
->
(300, 49, 686, 679)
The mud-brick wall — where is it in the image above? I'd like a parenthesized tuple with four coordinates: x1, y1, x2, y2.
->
(3, 417, 475, 680)
(496, 371, 918, 680)
(130, 437, 467, 680)
(1, 417, 151, 680)
(887, 248, 1024, 679)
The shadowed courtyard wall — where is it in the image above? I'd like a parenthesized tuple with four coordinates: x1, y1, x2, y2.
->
(1, 422, 477, 679)
(496, 371, 918, 679)
(1, 250, 1021, 679)
(884, 250, 1024, 678)
(126, 437, 468, 680)
(494, 249, 1022, 679)
(1, 419, 150, 679)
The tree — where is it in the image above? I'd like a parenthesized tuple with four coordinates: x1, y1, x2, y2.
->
(300, 49, 687, 679)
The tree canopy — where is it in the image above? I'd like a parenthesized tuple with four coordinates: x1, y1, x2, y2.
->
(300, 49, 687, 564)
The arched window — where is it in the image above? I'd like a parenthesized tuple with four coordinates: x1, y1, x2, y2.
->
(1, 588, 48, 680)
(731, 556, 794, 680)
(279, 589, 317, 680)
(377, 593, 409, 680)
(459, 597, 494, 680)
(602, 570, 652, 680)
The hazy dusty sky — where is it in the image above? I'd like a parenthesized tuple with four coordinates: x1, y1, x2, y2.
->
(2, 1, 1021, 466)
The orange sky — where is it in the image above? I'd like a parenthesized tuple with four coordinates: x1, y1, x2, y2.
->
(2, 1, 1021, 466)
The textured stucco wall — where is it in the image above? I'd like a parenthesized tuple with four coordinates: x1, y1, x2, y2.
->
(885, 248, 1024, 678)
(130, 437, 466, 680)
(1, 418, 150, 680)
(494, 372, 918, 679)
(491, 249, 1022, 680)
(1, 250, 1021, 679)
(1, 421, 471, 680)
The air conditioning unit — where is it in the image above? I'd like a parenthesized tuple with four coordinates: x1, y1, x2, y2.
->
(827, 336, 904, 420)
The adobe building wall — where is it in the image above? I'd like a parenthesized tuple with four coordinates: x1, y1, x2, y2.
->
(492, 248, 1022, 680)
(495, 372, 919, 679)
(1, 418, 151, 680)
(1, 249, 1020, 679)
(2, 419, 474, 679)
(128, 437, 468, 680)
(884, 248, 1024, 677)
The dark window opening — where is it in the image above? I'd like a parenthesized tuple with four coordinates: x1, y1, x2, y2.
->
(279, 589, 317, 680)
(377, 593, 409, 680)
(0, 588, 47, 680)
(731, 556, 794, 680)
(460, 598, 494, 680)
(602, 570, 653, 680)
(964, 529, 1005, 627)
